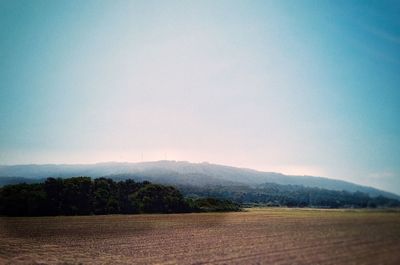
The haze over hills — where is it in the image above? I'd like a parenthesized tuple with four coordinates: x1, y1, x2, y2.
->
(0, 160, 398, 200)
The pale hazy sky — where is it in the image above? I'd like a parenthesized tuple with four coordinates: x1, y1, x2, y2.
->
(1, 1, 400, 193)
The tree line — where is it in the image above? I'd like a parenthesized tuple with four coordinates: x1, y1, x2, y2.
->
(180, 182, 400, 208)
(0, 177, 240, 216)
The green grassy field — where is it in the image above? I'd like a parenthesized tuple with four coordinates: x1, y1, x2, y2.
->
(1, 208, 399, 264)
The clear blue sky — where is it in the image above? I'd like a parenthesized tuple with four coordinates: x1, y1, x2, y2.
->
(1, 0, 399, 193)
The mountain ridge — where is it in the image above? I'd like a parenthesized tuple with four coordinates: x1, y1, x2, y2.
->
(0, 160, 399, 199)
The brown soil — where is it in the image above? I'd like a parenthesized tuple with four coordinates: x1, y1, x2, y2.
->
(1, 208, 399, 264)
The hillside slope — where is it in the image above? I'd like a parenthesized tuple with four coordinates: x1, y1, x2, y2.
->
(0, 161, 398, 199)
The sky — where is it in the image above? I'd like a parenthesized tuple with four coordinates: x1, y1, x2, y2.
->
(0, 0, 399, 194)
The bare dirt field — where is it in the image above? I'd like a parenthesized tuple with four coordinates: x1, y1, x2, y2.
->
(1, 208, 399, 265)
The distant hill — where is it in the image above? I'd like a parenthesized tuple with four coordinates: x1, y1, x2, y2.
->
(0, 161, 399, 200)
(0, 176, 43, 186)
(178, 182, 400, 208)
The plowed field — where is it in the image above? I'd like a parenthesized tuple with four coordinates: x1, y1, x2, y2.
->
(1, 208, 399, 264)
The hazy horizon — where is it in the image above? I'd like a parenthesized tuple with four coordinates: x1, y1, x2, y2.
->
(1, 1, 400, 194)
